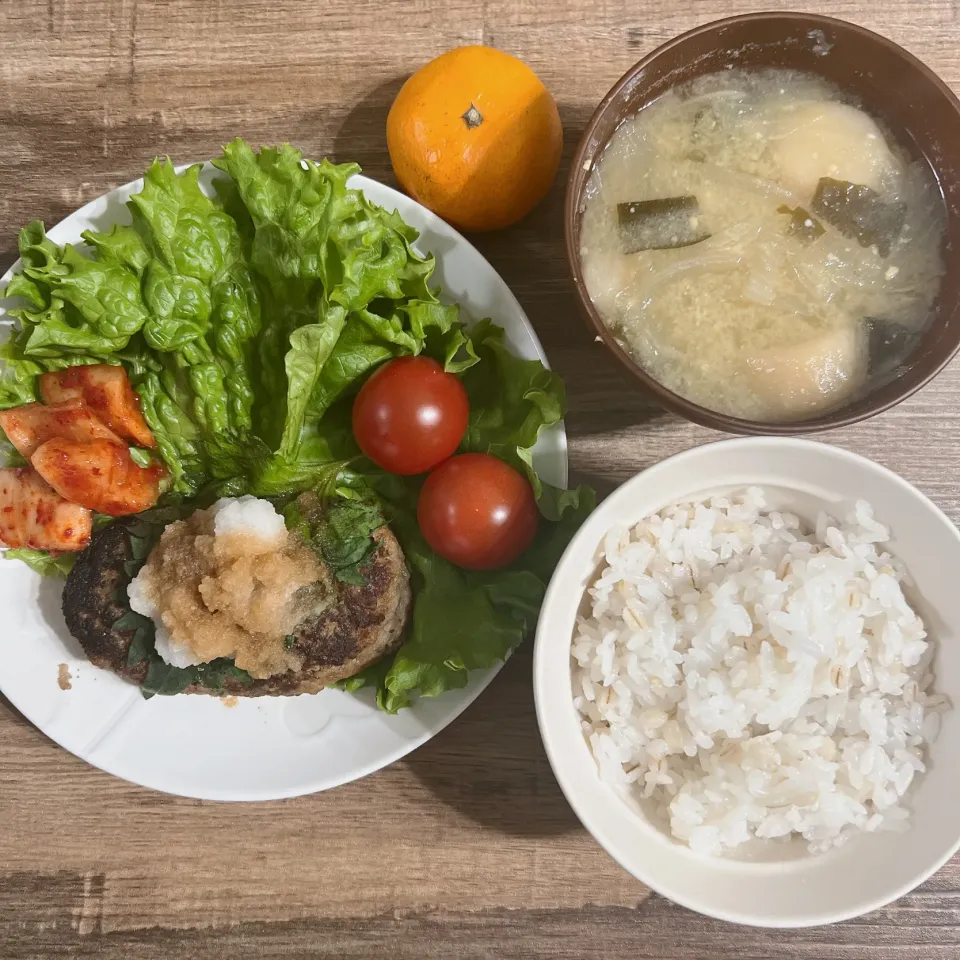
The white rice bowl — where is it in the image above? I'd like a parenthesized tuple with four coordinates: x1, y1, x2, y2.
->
(533, 438, 960, 926)
(572, 487, 947, 856)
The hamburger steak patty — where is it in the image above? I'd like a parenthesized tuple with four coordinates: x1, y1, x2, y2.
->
(62, 512, 412, 696)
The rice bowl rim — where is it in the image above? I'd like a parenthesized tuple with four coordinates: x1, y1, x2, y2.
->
(533, 436, 960, 927)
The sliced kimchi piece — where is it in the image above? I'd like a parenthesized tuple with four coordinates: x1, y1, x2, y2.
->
(0, 467, 92, 552)
(0, 398, 122, 459)
(31, 438, 162, 517)
(39, 365, 156, 448)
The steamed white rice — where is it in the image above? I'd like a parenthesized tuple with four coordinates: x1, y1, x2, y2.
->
(572, 487, 947, 856)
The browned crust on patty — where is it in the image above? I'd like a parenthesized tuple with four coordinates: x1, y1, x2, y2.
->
(62, 512, 411, 697)
(62, 523, 149, 684)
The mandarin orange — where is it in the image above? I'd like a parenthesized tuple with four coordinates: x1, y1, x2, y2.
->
(387, 46, 562, 232)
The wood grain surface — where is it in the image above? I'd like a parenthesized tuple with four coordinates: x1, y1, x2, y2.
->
(2, 0, 960, 957)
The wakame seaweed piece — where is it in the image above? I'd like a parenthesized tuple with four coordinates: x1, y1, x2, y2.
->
(810, 178, 906, 256)
(616, 197, 711, 253)
(777, 205, 826, 244)
(690, 107, 719, 147)
(865, 317, 918, 376)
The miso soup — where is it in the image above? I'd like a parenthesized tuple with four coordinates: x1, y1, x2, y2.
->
(579, 68, 946, 422)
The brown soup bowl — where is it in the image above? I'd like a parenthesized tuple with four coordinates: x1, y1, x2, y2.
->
(565, 13, 960, 434)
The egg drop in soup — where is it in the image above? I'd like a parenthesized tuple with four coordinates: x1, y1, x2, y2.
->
(579, 68, 947, 421)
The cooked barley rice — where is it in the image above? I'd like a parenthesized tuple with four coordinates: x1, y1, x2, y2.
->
(572, 487, 947, 855)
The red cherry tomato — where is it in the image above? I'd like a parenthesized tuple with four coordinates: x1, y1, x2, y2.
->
(352, 356, 469, 475)
(417, 453, 539, 570)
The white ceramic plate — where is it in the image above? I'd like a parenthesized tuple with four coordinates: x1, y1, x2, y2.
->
(0, 165, 567, 801)
(534, 438, 960, 927)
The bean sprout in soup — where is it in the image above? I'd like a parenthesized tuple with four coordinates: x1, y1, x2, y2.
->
(579, 68, 946, 422)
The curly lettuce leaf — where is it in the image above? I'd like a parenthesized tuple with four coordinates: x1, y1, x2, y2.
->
(0, 229, 138, 408)
(10, 220, 147, 357)
(125, 161, 260, 360)
(83, 222, 152, 274)
(459, 319, 566, 497)
(280, 300, 348, 454)
(213, 140, 361, 294)
(215, 139, 469, 459)
(283, 298, 471, 458)
(2, 548, 78, 578)
(0, 349, 43, 409)
(2, 162, 263, 495)
(121, 160, 262, 438)
(213, 138, 437, 310)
